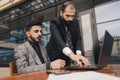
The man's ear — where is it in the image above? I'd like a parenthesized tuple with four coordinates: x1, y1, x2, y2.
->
(26, 31, 30, 37)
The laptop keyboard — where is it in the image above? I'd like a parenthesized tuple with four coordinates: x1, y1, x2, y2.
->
(65, 65, 98, 70)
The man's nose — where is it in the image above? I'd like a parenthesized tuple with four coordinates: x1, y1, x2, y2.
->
(68, 17, 73, 21)
(38, 31, 42, 36)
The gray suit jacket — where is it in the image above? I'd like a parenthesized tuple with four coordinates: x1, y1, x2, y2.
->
(14, 41, 50, 74)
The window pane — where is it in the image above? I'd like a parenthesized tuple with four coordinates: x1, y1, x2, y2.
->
(95, 1, 120, 23)
(97, 20, 120, 40)
(95, 0, 120, 62)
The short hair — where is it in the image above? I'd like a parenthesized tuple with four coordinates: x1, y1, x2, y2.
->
(61, 1, 75, 12)
(25, 20, 42, 32)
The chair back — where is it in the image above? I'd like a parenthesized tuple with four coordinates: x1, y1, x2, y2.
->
(9, 61, 18, 76)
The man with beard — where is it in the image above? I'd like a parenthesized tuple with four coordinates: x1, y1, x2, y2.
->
(46, 1, 90, 66)
(14, 20, 65, 74)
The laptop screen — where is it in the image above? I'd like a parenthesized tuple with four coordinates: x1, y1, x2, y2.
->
(97, 30, 114, 68)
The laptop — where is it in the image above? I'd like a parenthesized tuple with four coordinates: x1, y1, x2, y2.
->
(65, 30, 114, 70)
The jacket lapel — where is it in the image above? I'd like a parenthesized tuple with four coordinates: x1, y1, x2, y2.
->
(38, 44, 49, 62)
(25, 41, 41, 64)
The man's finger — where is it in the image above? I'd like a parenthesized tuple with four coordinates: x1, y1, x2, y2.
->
(76, 60, 83, 67)
(81, 58, 90, 67)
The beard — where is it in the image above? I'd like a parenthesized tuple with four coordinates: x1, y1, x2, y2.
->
(30, 35, 40, 43)
(61, 16, 73, 26)
(65, 20, 72, 25)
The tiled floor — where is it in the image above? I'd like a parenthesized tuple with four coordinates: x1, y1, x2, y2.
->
(0, 67, 10, 78)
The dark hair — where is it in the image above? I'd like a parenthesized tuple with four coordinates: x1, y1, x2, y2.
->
(61, 1, 75, 12)
(25, 20, 42, 32)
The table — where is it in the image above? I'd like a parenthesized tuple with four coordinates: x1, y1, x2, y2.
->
(0, 65, 117, 80)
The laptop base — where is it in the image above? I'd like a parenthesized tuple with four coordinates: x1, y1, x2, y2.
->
(65, 65, 99, 70)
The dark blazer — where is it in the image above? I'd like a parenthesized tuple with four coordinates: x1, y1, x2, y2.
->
(46, 16, 82, 66)
(14, 41, 50, 74)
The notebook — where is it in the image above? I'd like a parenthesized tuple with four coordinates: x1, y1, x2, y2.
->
(65, 30, 114, 70)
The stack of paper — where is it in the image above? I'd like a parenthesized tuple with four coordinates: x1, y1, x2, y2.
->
(48, 71, 120, 80)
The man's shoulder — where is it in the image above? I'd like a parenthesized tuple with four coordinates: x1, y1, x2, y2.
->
(40, 45, 46, 52)
(15, 41, 28, 49)
(51, 16, 61, 23)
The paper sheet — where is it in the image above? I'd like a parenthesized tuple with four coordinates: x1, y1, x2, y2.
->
(48, 71, 120, 80)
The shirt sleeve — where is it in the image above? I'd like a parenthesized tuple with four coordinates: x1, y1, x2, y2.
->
(76, 50, 82, 55)
(62, 47, 73, 56)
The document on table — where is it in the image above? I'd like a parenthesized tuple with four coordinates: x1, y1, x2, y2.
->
(48, 71, 120, 80)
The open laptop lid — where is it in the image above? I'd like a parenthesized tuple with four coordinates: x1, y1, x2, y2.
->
(97, 30, 114, 68)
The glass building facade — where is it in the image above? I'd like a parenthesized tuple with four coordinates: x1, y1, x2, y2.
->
(0, 0, 120, 66)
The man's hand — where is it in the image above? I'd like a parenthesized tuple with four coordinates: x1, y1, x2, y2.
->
(76, 54, 90, 67)
(68, 53, 90, 67)
(68, 53, 83, 66)
(51, 59, 65, 69)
